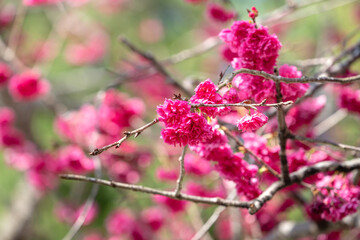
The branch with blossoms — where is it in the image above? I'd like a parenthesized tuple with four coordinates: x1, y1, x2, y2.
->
(218, 68, 360, 90)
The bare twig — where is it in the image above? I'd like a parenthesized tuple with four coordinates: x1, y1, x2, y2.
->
(190, 100, 293, 110)
(59, 174, 250, 208)
(174, 146, 188, 197)
(289, 134, 360, 153)
(90, 118, 159, 156)
(162, 36, 221, 65)
(314, 109, 348, 136)
(119, 36, 192, 96)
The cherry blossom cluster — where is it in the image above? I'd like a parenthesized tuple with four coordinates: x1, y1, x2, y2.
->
(219, 21, 309, 103)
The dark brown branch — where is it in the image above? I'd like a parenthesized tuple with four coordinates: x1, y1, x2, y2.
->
(289, 134, 360, 153)
(60, 158, 360, 214)
(90, 118, 159, 156)
(119, 36, 192, 97)
(59, 174, 251, 208)
(174, 146, 187, 197)
(274, 78, 291, 184)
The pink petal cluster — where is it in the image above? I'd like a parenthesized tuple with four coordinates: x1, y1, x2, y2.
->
(185, 182, 224, 198)
(206, 3, 235, 23)
(0, 4, 15, 29)
(98, 89, 144, 136)
(0, 62, 11, 86)
(0, 109, 24, 148)
(237, 112, 268, 132)
(27, 153, 61, 191)
(141, 207, 165, 232)
(189, 79, 229, 118)
(65, 31, 108, 66)
(190, 129, 261, 199)
(157, 99, 213, 147)
(279, 64, 309, 102)
(184, 0, 205, 4)
(57, 145, 94, 174)
(153, 195, 188, 213)
(219, 21, 283, 103)
(338, 86, 360, 114)
(156, 168, 178, 181)
(184, 154, 212, 176)
(106, 209, 136, 236)
(55, 105, 97, 147)
(308, 175, 360, 222)
(23, 0, 62, 6)
(286, 95, 326, 132)
(8, 71, 50, 101)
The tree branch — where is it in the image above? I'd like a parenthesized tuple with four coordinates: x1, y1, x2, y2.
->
(119, 36, 192, 97)
(190, 99, 293, 110)
(174, 146, 187, 197)
(249, 158, 360, 214)
(90, 118, 159, 156)
(218, 68, 360, 90)
(60, 158, 360, 214)
(289, 134, 360, 153)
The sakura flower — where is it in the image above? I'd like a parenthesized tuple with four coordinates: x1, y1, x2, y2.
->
(8, 71, 50, 101)
(58, 145, 94, 174)
(0, 62, 11, 86)
(106, 209, 136, 236)
(237, 112, 268, 132)
(206, 3, 235, 23)
(23, 0, 62, 6)
(141, 207, 165, 231)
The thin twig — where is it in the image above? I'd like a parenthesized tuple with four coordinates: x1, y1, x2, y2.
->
(162, 36, 221, 65)
(59, 174, 250, 208)
(119, 36, 192, 96)
(190, 99, 293, 110)
(90, 118, 159, 156)
(174, 146, 187, 197)
(289, 134, 360, 153)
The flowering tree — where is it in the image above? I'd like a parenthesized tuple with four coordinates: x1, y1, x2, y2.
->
(0, 0, 360, 239)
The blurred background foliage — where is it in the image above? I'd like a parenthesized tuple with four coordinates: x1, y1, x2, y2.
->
(0, 0, 359, 239)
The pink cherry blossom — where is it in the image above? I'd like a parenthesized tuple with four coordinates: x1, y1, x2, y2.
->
(0, 62, 11, 86)
(23, 0, 62, 6)
(141, 207, 165, 231)
(206, 3, 235, 22)
(106, 209, 136, 236)
(157, 99, 190, 127)
(58, 145, 94, 174)
(237, 112, 268, 132)
(55, 104, 97, 147)
(8, 71, 50, 101)
(153, 195, 188, 213)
